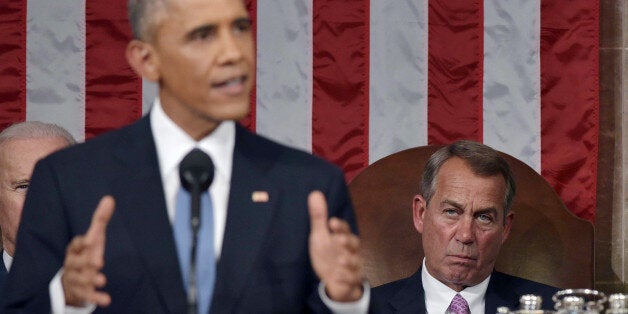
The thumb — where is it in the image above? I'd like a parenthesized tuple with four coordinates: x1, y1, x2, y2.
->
(308, 190, 329, 236)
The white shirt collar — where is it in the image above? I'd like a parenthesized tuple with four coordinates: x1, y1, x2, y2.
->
(421, 258, 490, 313)
(150, 98, 235, 223)
(150, 98, 234, 184)
(3, 250, 12, 271)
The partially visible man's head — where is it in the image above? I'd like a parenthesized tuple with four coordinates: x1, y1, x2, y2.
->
(413, 140, 516, 292)
(128, 0, 169, 41)
(0, 122, 75, 256)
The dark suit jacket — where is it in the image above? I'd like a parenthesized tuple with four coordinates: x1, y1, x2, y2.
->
(0, 252, 6, 300)
(3, 116, 358, 313)
(372, 268, 559, 313)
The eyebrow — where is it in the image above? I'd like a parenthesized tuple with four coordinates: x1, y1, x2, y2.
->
(186, 24, 216, 40)
(474, 207, 499, 217)
(185, 17, 252, 41)
(441, 199, 463, 210)
(441, 199, 499, 216)
(11, 179, 30, 186)
(234, 17, 253, 26)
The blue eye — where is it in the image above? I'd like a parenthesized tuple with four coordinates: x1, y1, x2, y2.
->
(14, 183, 29, 192)
(477, 213, 494, 223)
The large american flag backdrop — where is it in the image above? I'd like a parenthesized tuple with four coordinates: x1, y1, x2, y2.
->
(0, 0, 599, 220)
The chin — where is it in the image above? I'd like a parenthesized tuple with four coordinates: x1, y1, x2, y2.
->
(227, 106, 250, 121)
(210, 101, 250, 121)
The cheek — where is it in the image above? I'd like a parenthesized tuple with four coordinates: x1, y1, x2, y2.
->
(5, 194, 25, 222)
(244, 46, 255, 66)
(236, 34, 255, 58)
(162, 51, 205, 78)
(477, 233, 504, 256)
(424, 224, 451, 250)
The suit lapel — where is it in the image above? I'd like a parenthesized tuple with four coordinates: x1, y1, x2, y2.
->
(389, 270, 427, 313)
(485, 272, 517, 314)
(385, 269, 519, 313)
(212, 125, 279, 312)
(111, 117, 186, 313)
(0, 251, 7, 291)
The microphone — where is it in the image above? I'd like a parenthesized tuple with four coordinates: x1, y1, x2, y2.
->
(179, 148, 214, 314)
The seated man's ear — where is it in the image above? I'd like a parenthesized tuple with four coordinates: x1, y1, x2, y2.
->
(126, 39, 160, 82)
(412, 194, 427, 234)
(501, 211, 515, 243)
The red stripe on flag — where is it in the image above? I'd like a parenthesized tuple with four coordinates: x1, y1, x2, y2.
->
(0, 0, 27, 130)
(313, 0, 369, 180)
(540, 0, 599, 221)
(427, 0, 483, 144)
(241, 0, 257, 132)
(85, 0, 141, 139)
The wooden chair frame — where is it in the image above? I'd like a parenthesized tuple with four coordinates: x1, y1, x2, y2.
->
(349, 146, 594, 289)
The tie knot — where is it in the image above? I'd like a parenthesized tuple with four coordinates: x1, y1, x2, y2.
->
(449, 293, 470, 314)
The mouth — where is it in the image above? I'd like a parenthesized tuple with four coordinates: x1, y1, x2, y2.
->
(211, 75, 248, 95)
(448, 254, 477, 262)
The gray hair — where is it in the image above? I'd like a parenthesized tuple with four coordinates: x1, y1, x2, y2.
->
(421, 140, 516, 219)
(0, 121, 76, 147)
(128, 0, 168, 40)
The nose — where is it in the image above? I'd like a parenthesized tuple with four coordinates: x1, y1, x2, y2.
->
(455, 216, 475, 245)
(217, 29, 244, 65)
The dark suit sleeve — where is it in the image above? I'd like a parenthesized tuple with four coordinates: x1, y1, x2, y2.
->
(322, 166, 359, 234)
(3, 159, 71, 312)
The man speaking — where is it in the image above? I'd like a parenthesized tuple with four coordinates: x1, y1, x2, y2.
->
(3, 0, 368, 313)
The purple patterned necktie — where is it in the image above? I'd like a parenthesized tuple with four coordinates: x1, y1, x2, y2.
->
(448, 293, 470, 314)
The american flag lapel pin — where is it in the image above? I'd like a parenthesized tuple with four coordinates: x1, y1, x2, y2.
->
(251, 191, 269, 203)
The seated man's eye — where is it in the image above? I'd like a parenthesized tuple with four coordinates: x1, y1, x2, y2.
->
(477, 213, 493, 222)
(15, 184, 29, 191)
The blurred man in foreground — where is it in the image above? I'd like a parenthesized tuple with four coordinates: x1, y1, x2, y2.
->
(3, 0, 369, 313)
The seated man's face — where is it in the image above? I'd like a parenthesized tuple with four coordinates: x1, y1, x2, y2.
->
(0, 137, 69, 256)
(413, 157, 514, 291)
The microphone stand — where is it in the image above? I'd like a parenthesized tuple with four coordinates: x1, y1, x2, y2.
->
(179, 148, 214, 314)
(188, 182, 201, 314)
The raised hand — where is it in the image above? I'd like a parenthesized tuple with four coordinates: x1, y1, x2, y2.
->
(61, 195, 115, 307)
(308, 190, 364, 302)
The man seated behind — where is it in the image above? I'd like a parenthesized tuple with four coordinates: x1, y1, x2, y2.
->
(373, 140, 558, 313)
(0, 122, 75, 293)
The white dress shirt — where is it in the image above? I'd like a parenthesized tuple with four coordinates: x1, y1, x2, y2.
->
(50, 99, 368, 313)
(3, 250, 12, 271)
(151, 98, 233, 258)
(422, 259, 490, 314)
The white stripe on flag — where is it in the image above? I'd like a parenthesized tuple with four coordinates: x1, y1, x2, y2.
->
(369, 0, 429, 164)
(483, 0, 541, 172)
(26, 0, 86, 141)
(256, 0, 313, 153)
